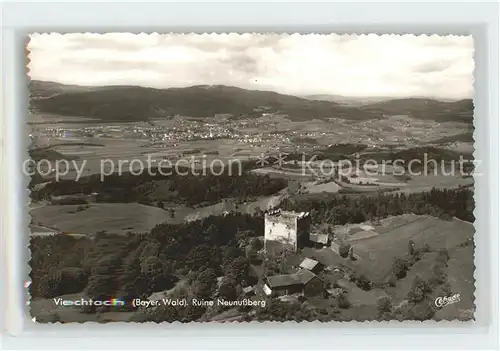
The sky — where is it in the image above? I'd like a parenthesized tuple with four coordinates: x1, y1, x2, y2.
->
(27, 33, 474, 99)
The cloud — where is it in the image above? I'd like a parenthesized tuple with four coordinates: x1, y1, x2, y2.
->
(27, 33, 474, 99)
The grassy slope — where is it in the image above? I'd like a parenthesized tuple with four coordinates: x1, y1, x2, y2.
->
(349, 216, 474, 283)
(30, 203, 174, 235)
(361, 98, 474, 123)
(328, 215, 474, 320)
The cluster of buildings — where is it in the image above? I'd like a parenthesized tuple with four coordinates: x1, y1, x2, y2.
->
(260, 209, 346, 298)
(263, 258, 325, 297)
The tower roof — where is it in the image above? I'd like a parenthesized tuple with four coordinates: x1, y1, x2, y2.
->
(265, 209, 310, 220)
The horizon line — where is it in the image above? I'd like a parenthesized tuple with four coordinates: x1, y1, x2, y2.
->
(29, 79, 473, 102)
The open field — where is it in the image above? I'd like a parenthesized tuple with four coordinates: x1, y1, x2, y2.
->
(304, 214, 474, 319)
(301, 181, 341, 194)
(182, 194, 281, 222)
(336, 279, 388, 307)
(30, 203, 174, 235)
(30, 193, 284, 235)
(435, 245, 475, 320)
(29, 112, 475, 181)
(395, 174, 474, 193)
(332, 215, 474, 283)
(250, 167, 314, 180)
(31, 135, 282, 181)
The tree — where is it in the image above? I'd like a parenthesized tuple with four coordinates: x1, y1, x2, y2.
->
(140, 256, 162, 276)
(139, 240, 161, 260)
(264, 246, 293, 275)
(377, 296, 393, 319)
(235, 230, 253, 248)
(36, 274, 52, 298)
(353, 274, 372, 291)
(186, 245, 220, 271)
(246, 247, 260, 264)
(226, 257, 250, 283)
(249, 237, 263, 251)
(57, 267, 88, 295)
(192, 268, 217, 300)
(406, 299, 435, 321)
(222, 246, 243, 267)
(337, 293, 351, 309)
(85, 263, 119, 303)
(327, 225, 333, 234)
(407, 276, 433, 303)
(392, 257, 409, 279)
(339, 243, 351, 258)
(218, 277, 237, 301)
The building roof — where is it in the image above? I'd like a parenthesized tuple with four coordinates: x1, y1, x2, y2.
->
(310, 233, 329, 244)
(299, 257, 320, 271)
(265, 209, 310, 220)
(266, 270, 316, 288)
(242, 286, 255, 293)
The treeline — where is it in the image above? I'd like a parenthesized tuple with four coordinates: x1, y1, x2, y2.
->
(281, 187, 474, 224)
(367, 146, 473, 163)
(283, 145, 472, 166)
(30, 164, 287, 207)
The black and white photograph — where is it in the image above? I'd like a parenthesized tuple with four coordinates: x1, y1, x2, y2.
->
(26, 33, 475, 323)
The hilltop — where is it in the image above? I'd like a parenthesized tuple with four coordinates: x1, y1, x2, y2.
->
(29, 81, 381, 122)
(306, 94, 473, 123)
(304, 94, 395, 106)
(361, 98, 474, 123)
(29, 80, 473, 123)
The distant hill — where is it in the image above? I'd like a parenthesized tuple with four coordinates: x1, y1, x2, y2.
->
(304, 94, 394, 106)
(29, 80, 103, 99)
(29, 81, 382, 122)
(29, 81, 473, 123)
(428, 132, 474, 145)
(361, 98, 474, 123)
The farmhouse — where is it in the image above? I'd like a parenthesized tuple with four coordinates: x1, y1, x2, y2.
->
(264, 209, 311, 251)
(242, 286, 255, 296)
(298, 258, 323, 274)
(263, 270, 324, 297)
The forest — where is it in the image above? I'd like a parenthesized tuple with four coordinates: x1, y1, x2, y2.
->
(281, 187, 475, 224)
(30, 187, 474, 322)
(29, 162, 287, 207)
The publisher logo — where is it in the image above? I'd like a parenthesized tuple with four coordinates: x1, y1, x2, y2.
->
(435, 294, 461, 308)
